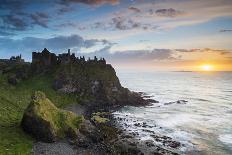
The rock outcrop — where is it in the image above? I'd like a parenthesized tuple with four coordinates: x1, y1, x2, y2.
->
(21, 91, 84, 142)
(31, 48, 153, 107)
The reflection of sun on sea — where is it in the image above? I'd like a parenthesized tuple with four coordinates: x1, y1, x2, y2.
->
(201, 65, 213, 71)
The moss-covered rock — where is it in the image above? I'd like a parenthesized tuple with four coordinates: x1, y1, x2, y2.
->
(21, 91, 84, 142)
(91, 115, 109, 123)
(91, 112, 110, 124)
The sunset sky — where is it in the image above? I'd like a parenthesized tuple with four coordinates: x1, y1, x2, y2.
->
(0, 0, 232, 71)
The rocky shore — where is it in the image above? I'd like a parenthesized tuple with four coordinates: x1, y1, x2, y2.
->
(29, 93, 180, 155)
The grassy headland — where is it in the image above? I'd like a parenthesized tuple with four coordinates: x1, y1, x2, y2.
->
(0, 73, 79, 154)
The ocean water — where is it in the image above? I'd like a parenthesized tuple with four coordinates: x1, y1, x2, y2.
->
(114, 71, 232, 155)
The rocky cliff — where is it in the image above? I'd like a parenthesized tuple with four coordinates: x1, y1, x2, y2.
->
(30, 48, 152, 108)
(0, 48, 152, 108)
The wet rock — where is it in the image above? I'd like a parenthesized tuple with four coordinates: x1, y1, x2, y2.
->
(79, 120, 102, 143)
(134, 123, 141, 127)
(151, 134, 181, 149)
(142, 124, 148, 128)
(168, 141, 181, 148)
(164, 101, 175, 105)
(145, 98, 159, 103)
(144, 140, 155, 147)
(176, 100, 188, 104)
(142, 129, 155, 134)
(164, 100, 188, 105)
(127, 146, 142, 155)
(122, 134, 133, 139)
(75, 133, 90, 148)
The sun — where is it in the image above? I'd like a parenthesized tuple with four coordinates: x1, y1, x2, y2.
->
(201, 65, 213, 71)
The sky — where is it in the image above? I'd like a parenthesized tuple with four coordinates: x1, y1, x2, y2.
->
(0, 0, 232, 71)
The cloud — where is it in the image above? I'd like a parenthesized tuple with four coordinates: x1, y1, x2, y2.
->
(0, 12, 51, 35)
(112, 17, 140, 30)
(0, 31, 14, 36)
(111, 16, 159, 30)
(175, 49, 200, 53)
(155, 8, 185, 18)
(0, 0, 25, 12)
(128, 7, 141, 13)
(220, 29, 232, 32)
(0, 35, 112, 59)
(78, 47, 232, 65)
(0, 14, 29, 31)
(61, 0, 119, 5)
(84, 16, 158, 31)
(175, 48, 232, 55)
(81, 47, 176, 63)
(57, 6, 74, 15)
(1, 0, 232, 37)
(0, 0, 120, 35)
(30, 12, 50, 28)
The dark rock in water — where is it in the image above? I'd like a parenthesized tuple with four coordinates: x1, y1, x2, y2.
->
(164, 101, 175, 105)
(145, 98, 159, 103)
(134, 123, 141, 127)
(151, 134, 181, 149)
(168, 141, 181, 148)
(21, 91, 84, 142)
(176, 100, 188, 104)
(142, 129, 155, 134)
(142, 122, 148, 128)
(144, 140, 155, 147)
(164, 100, 188, 105)
(122, 134, 133, 139)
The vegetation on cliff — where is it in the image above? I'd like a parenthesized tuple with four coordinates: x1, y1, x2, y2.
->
(0, 71, 78, 154)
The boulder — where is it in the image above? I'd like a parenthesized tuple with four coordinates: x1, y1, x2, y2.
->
(76, 120, 102, 147)
(21, 91, 84, 142)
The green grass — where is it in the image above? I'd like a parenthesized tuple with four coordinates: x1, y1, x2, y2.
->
(0, 74, 79, 154)
(0, 127, 33, 155)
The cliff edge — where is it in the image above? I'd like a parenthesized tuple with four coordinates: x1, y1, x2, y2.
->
(30, 48, 153, 108)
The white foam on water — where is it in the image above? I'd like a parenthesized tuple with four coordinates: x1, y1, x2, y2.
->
(219, 134, 232, 146)
(155, 114, 194, 128)
(116, 71, 232, 154)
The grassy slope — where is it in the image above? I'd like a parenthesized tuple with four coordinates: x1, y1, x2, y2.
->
(0, 74, 78, 154)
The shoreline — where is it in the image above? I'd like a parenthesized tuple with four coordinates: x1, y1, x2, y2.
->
(33, 94, 181, 155)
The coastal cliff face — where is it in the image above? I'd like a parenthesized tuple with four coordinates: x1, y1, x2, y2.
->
(0, 48, 150, 108)
(31, 48, 149, 107)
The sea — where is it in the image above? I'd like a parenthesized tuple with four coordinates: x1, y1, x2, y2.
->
(113, 71, 232, 155)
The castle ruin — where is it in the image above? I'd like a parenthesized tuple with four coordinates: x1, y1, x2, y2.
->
(32, 48, 106, 68)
